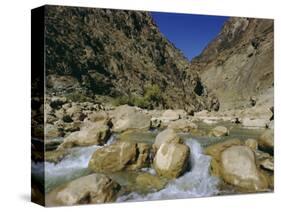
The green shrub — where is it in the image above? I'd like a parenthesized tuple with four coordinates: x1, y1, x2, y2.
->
(144, 84, 162, 103)
(113, 84, 163, 109)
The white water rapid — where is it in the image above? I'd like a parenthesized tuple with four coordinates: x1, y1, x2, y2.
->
(117, 138, 220, 202)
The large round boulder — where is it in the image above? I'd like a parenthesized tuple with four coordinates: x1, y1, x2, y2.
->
(205, 138, 242, 176)
(110, 105, 151, 132)
(88, 142, 150, 173)
(153, 143, 190, 179)
(221, 145, 269, 191)
(46, 174, 120, 206)
(153, 129, 182, 153)
(258, 130, 274, 155)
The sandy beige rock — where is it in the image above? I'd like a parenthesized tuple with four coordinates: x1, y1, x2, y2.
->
(88, 142, 150, 173)
(154, 143, 190, 179)
(205, 139, 242, 176)
(160, 109, 180, 124)
(111, 105, 151, 132)
(46, 174, 120, 206)
(221, 145, 269, 191)
(167, 119, 198, 132)
(58, 121, 111, 149)
(153, 129, 182, 153)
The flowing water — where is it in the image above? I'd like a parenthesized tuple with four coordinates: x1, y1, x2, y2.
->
(117, 139, 220, 202)
(32, 124, 263, 199)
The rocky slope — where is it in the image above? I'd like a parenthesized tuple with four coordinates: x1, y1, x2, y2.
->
(191, 17, 274, 113)
(45, 5, 218, 112)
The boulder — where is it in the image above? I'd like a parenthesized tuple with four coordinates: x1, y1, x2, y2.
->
(126, 143, 151, 171)
(58, 121, 111, 149)
(205, 138, 241, 161)
(245, 138, 258, 150)
(153, 129, 182, 153)
(88, 142, 150, 173)
(209, 126, 229, 137)
(167, 119, 198, 132)
(160, 109, 180, 124)
(221, 145, 269, 191)
(110, 105, 151, 132)
(153, 143, 190, 179)
(205, 139, 242, 176)
(46, 174, 120, 206)
(258, 130, 274, 155)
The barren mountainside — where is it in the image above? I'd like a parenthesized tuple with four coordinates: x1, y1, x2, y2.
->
(45, 6, 218, 112)
(192, 17, 274, 111)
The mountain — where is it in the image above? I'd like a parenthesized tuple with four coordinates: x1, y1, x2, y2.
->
(45, 5, 219, 112)
(191, 17, 274, 111)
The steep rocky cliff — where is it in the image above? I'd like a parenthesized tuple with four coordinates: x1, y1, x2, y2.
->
(45, 5, 218, 112)
(192, 17, 273, 111)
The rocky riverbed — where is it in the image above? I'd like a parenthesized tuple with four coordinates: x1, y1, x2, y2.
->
(31, 97, 274, 206)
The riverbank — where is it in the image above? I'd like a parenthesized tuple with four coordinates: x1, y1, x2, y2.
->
(31, 98, 274, 206)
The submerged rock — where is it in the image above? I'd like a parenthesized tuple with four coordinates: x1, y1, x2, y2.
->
(209, 126, 229, 137)
(46, 174, 120, 206)
(153, 143, 190, 179)
(45, 149, 69, 163)
(88, 141, 150, 173)
(135, 172, 167, 192)
(153, 129, 182, 153)
(258, 130, 274, 155)
(221, 145, 269, 191)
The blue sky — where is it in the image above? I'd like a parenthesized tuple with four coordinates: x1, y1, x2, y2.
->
(151, 12, 229, 60)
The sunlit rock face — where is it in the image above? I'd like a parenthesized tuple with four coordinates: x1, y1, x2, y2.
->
(192, 18, 273, 112)
(45, 5, 217, 111)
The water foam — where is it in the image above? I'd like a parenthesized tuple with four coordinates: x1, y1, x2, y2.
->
(117, 138, 220, 202)
(47, 145, 101, 191)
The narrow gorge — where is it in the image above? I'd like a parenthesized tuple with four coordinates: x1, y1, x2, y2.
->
(31, 5, 274, 206)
